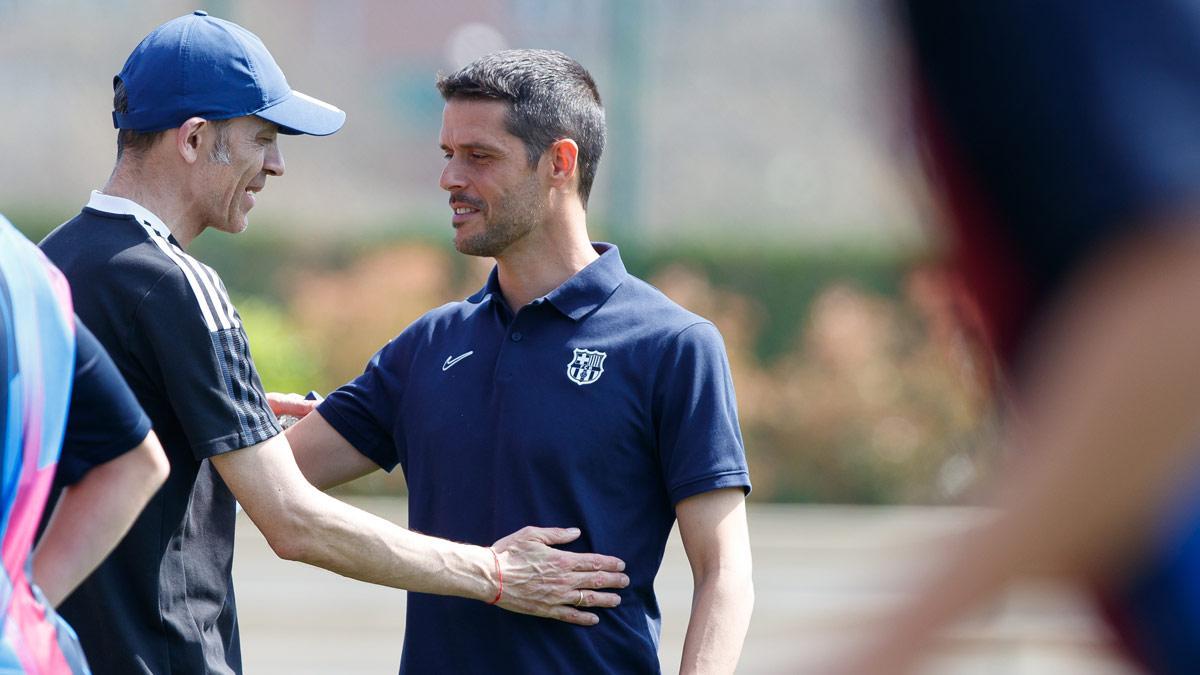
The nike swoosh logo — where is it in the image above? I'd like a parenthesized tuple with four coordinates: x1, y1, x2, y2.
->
(442, 350, 475, 371)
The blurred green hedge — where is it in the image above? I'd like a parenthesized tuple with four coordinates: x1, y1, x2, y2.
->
(12, 211, 994, 505)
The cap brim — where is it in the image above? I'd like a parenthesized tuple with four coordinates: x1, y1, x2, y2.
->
(257, 90, 346, 136)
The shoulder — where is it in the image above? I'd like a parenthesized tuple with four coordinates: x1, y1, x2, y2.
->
(608, 274, 720, 343)
(370, 297, 486, 362)
(402, 296, 493, 340)
(43, 209, 146, 251)
(142, 249, 239, 333)
(41, 210, 176, 284)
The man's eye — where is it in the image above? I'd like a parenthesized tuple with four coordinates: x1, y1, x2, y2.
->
(471, 153, 487, 160)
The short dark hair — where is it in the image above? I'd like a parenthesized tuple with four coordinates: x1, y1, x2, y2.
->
(113, 77, 166, 159)
(437, 49, 606, 208)
(114, 77, 231, 162)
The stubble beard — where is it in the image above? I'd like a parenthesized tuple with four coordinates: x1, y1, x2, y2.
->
(198, 138, 247, 235)
(455, 175, 546, 258)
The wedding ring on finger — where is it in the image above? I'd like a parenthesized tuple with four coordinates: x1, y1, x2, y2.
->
(574, 589, 585, 607)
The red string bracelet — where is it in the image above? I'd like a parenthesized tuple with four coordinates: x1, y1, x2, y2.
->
(487, 547, 503, 605)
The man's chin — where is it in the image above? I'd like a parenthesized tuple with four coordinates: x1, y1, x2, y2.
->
(453, 241, 488, 257)
(454, 233, 499, 258)
(212, 218, 249, 236)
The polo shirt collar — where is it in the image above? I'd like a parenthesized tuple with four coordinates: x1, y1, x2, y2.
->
(85, 190, 173, 241)
(468, 243, 626, 321)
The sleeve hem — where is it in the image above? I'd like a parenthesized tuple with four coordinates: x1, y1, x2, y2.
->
(668, 470, 752, 506)
(56, 416, 151, 486)
(191, 426, 281, 460)
(315, 405, 399, 472)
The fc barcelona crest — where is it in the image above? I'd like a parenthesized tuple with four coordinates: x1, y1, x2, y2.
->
(567, 348, 607, 385)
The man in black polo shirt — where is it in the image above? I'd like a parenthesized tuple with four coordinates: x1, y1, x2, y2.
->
(42, 14, 627, 675)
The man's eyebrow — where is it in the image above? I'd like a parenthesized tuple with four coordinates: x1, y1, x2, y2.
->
(440, 141, 507, 154)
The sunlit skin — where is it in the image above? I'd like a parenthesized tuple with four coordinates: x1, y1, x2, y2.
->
(102, 114, 284, 248)
(438, 98, 546, 258)
(192, 116, 284, 236)
(438, 98, 600, 312)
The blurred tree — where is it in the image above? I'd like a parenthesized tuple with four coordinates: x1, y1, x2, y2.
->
(235, 295, 324, 395)
(190, 236, 1000, 505)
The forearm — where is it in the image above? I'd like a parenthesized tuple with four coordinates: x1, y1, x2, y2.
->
(676, 488, 754, 674)
(266, 487, 494, 601)
(952, 227, 1200, 584)
(841, 226, 1200, 673)
(679, 567, 754, 675)
(33, 433, 168, 606)
(223, 433, 628, 625)
(286, 411, 379, 490)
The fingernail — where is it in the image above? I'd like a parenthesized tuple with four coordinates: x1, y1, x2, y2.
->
(589, 615, 599, 625)
(618, 561, 626, 571)
(567, 528, 580, 535)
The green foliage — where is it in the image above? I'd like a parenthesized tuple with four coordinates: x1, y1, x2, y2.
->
(623, 243, 921, 363)
(234, 295, 323, 395)
(6, 207, 71, 243)
(6, 206, 991, 505)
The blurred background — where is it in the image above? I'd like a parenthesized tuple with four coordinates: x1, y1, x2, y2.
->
(1, 0, 988, 505)
(0, 1, 1137, 672)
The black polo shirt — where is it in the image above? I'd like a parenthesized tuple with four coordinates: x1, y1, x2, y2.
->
(40, 192, 280, 675)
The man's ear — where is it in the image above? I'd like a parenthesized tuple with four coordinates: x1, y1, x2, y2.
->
(175, 117, 208, 164)
(546, 138, 580, 190)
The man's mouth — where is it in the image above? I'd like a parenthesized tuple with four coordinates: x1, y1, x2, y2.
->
(243, 184, 264, 211)
(450, 196, 484, 227)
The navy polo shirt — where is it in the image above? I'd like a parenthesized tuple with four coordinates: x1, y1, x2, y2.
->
(319, 243, 750, 674)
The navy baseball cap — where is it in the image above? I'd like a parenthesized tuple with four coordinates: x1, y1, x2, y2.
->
(113, 11, 345, 136)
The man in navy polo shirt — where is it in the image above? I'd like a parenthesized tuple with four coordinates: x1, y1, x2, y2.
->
(41, 16, 627, 675)
(286, 49, 754, 673)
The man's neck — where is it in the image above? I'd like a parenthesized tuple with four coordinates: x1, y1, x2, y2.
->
(103, 163, 202, 248)
(494, 212, 598, 311)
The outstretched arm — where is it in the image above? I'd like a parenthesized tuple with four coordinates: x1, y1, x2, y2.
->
(280, 401, 377, 490)
(213, 423, 629, 626)
(677, 487, 754, 674)
(839, 225, 1200, 673)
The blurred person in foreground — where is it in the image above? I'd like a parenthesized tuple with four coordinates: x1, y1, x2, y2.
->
(278, 49, 754, 673)
(838, 2, 1200, 673)
(0, 215, 167, 673)
(40, 14, 627, 675)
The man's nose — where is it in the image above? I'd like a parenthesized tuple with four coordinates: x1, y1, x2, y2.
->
(264, 142, 285, 177)
(440, 159, 465, 192)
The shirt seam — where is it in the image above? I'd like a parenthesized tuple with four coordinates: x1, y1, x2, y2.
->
(124, 265, 182, 358)
(669, 468, 751, 497)
(315, 405, 394, 471)
(647, 320, 716, 431)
